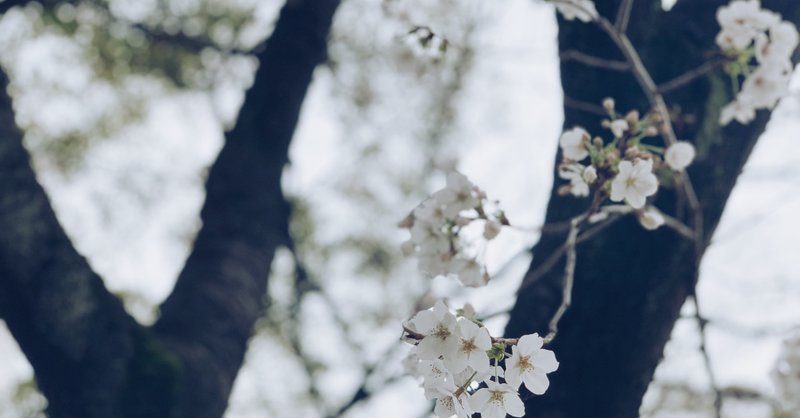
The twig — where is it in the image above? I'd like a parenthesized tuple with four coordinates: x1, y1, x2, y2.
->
(518, 211, 624, 292)
(542, 216, 582, 344)
(657, 60, 723, 94)
(661, 212, 696, 241)
(560, 49, 630, 71)
(564, 95, 608, 116)
(615, 0, 634, 33)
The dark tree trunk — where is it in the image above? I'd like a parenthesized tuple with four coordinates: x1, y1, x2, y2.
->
(503, 1, 800, 417)
(0, 0, 339, 417)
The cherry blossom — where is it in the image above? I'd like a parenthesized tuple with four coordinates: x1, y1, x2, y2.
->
(720, 99, 756, 125)
(558, 163, 591, 197)
(638, 207, 665, 231)
(409, 301, 459, 361)
(434, 171, 481, 219)
(444, 319, 492, 374)
(469, 381, 525, 418)
(610, 158, 658, 209)
(433, 388, 472, 418)
(664, 141, 696, 171)
(504, 333, 559, 395)
(559, 127, 590, 161)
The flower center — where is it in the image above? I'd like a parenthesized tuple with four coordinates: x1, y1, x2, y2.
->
(461, 338, 477, 353)
(518, 355, 534, 372)
(434, 323, 451, 341)
(489, 390, 505, 404)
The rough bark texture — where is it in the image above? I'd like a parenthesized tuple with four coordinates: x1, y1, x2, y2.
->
(0, 0, 339, 417)
(503, 1, 800, 417)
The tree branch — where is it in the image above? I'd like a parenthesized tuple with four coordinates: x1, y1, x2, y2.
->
(0, 67, 157, 418)
(151, 1, 340, 417)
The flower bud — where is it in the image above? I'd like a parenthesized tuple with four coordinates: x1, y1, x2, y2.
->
(611, 119, 629, 138)
(638, 208, 665, 230)
(625, 110, 640, 125)
(602, 97, 615, 112)
(664, 141, 696, 171)
(582, 165, 598, 184)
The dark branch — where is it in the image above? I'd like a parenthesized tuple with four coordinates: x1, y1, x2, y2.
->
(151, 1, 340, 417)
(0, 67, 146, 418)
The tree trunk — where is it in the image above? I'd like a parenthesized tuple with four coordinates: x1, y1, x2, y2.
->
(0, 0, 339, 417)
(503, 1, 800, 417)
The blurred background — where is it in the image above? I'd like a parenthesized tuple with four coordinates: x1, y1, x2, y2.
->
(0, 0, 798, 417)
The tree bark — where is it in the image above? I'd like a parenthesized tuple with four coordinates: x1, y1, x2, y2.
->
(503, 1, 800, 417)
(0, 0, 339, 417)
(151, 1, 340, 417)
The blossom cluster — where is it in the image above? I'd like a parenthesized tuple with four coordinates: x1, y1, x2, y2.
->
(557, 100, 696, 230)
(547, 0, 598, 23)
(716, 0, 799, 125)
(403, 301, 558, 418)
(400, 172, 507, 287)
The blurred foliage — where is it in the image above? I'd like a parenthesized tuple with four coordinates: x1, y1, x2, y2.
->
(0, 0, 273, 172)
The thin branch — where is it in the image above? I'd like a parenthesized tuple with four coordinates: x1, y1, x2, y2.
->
(615, 0, 635, 33)
(661, 212, 696, 240)
(518, 212, 624, 292)
(657, 60, 723, 94)
(543, 216, 582, 345)
(560, 49, 630, 71)
(564, 95, 608, 116)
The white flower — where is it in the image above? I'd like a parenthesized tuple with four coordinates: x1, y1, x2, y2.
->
(410, 220, 449, 255)
(664, 141, 696, 171)
(550, 0, 598, 22)
(433, 172, 480, 218)
(720, 99, 756, 125)
(558, 163, 591, 197)
(469, 381, 525, 418)
(418, 253, 450, 277)
(410, 301, 459, 361)
(610, 119, 629, 138)
(559, 127, 590, 161)
(582, 165, 598, 184)
(716, 0, 779, 51)
(419, 359, 457, 399)
(740, 64, 791, 109)
(755, 22, 798, 69)
(414, 200, 447, 226)
(451, 257, 488, 287)
(638, 207, 665, 231)
(610, 159, 658, 209)
(504, 333, 559, 394)
(483, 220, 502, 240)
(444, 319, 492, 374)
(433, 389, 472, 418)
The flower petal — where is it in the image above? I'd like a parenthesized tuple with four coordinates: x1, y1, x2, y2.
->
(504, 391, 526, 417)
(523, 371, 550, 395)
